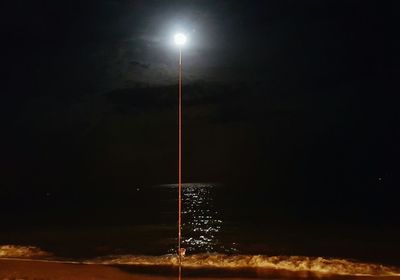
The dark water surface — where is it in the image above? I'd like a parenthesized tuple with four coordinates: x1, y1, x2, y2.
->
(1, 183, 400, 278)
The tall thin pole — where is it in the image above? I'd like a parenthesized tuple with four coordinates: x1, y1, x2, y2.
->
(178, 47, 182, 267)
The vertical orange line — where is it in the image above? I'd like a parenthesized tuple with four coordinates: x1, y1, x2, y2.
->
(178, 47, 182, 267)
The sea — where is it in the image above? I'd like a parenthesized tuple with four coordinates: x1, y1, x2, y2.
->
(1, 183, 400, 279)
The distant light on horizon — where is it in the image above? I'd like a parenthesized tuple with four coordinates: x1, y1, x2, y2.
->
(174, 33, 187, 45)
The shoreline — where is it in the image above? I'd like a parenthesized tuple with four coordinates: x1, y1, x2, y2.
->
(0, 258, 177, 280)
(1, 258, 400, 280)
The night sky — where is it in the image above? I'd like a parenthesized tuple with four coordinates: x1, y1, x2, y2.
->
(1, 1, 397, 228)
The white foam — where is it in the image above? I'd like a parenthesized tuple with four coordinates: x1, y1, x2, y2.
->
(88, 253, 400, 276)
(0, 245, 51, 258)
(2, 245, 399, 277)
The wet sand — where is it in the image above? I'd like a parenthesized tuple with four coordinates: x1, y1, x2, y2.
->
(1, 259, 400, 280)
(0, 259, 254, 280)
(0, 259, 176, 280)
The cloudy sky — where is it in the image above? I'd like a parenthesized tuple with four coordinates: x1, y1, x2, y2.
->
(4, 0, 391, 93)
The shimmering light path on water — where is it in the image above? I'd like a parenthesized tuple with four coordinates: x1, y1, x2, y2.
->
(182, 184, 224, 253)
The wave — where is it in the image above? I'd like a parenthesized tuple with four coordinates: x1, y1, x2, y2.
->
(89, 254, 400, 277)
(0, 245, 52, 258)
(1, 245, 399, 277)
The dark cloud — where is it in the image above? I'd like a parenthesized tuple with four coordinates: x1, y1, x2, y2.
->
(3, 0, 391, 92)
(130, 61, 149, 68)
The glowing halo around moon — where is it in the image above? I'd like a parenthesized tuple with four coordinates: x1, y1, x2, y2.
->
(174, 33, 187, 45)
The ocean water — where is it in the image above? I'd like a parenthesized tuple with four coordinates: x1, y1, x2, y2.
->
(1, 183, 400, 279)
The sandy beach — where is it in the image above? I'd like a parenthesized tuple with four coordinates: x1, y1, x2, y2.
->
(0, 259, 153, 280)
(0, 258, 262, 280)
(1, 258, 400, 280)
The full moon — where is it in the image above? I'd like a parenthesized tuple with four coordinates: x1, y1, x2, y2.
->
(174, 33, 187, 45)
